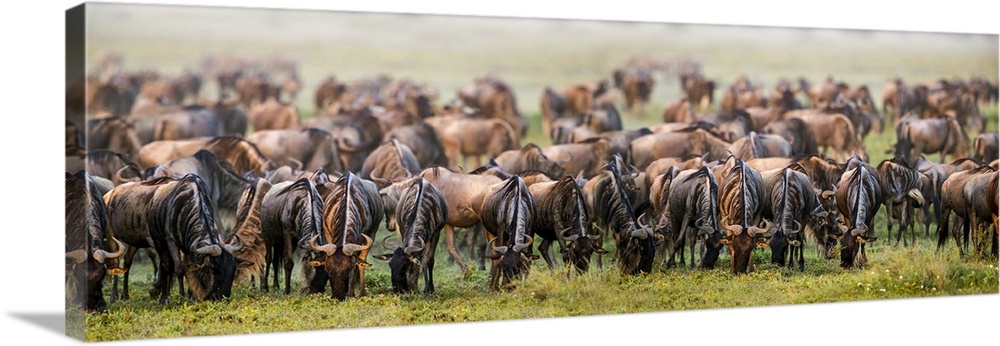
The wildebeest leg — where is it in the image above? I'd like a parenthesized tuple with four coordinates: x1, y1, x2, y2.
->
(283, 242, 295, 295)
(444, 224, 468, 272)
(484, 233, 500, 291)
(886, 203, 896, 246)
(472, 224, 486, 271)
(115, 246, 139, 302)
(424, 254, 436, 295)
(538, 238, 555, 270)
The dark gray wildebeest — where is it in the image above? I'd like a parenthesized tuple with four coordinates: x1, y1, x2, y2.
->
(361, 139, 422, 189)
(66, 171, 126, 313)
(893, 117, 969, 165)
(491, 143, 567, 179)
(762, 118, 819, 156)
(259, 178, 325, 295)
(717, 158, 771, 275)
(103, 175, 242, 304)
(662, 165, 723, 270)
(726, 131, 793, 161)
(87, 116, 143, 162)
(973, 132, 999, 163)
(374, 177, 448, 294)
(385, 122, 450, 169)
(480, 176, 537, 291)
(305, 172, 384, 300)
(876, 157, 926, 247)
(584, 155, 655, 275)
(759, 164, 828, 270)
(528, 175, 604, 273)
(834, 155, 882, 269)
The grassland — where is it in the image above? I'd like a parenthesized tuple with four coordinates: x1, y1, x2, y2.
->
(81, 4, 999, 342)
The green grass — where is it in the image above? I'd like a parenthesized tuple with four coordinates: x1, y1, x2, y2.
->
(80, 5, 999, 342)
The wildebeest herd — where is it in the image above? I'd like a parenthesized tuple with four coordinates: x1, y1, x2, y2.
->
(66, 53, 999, 314)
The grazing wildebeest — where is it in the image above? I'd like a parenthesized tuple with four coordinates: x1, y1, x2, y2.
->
(374, 177, 448, 294)
(759, 164, 828, 270)
(418, 166, 502, 272)
(717, 158, 770, 274)
(662, 165, 723, 269)
(585, 155, 655, 275)
(529, 175, 604, 273)
(876, 157, 926, 247)
(104, 175, 241, 304)
(305, 172, 383, 300)
(834, 155, 882, 269)
(66, 171, 126, 312)
(480, 176, 537, 290)
(259, 178, 325, 295)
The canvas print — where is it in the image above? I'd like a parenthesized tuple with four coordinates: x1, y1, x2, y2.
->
(65, 2, 999, 342)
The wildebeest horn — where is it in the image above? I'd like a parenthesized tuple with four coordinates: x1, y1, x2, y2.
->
(380, 234, 398, 250)
(403, 237, 425, 255)
(821, 190, 836, 199)
(512, 234, 533, 253)
(341, 234, 374, 256)
(66, 250, 88, 264)
(851, 227, 867, 237)
(287, 157, 303, 170)
(486, 237, 506, 259)
(724, 224, 743, 236)
(113, 166, 139, 185)
(791, 220, 802, 233)
(194, 244, 223, 256)
(93, 237, 126, 264)
(749, 219, 772, 236)
(308, 235, 337, 256)
(560, 228, 579, 242)
(223, 237, 243, 254)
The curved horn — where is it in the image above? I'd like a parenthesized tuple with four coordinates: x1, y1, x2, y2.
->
(113, 166, 139, 185)
(308, 235, 337, 256)
(341, 234, 374, 256)
(485, 237, 506, 259)
(403, 237, 425, 255)
(791, 220, 802, 234)
(724, 224, 744, 236)
(194, 244, 223, 256)
(560, 228, 580, 242)
(749, 219, 772, 236)
(93, 237, 127, 264)
(287, 157, 303, 170)
(223, 237, 243, 254)
(512, 234, 533, 253)
(66, 250, 88, 264)
(381, 233, 398, 250)
(821, 190, 836, 199)
(851, 227, 867, 237)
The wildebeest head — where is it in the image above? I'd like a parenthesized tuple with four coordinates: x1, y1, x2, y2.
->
(65, 171, 126, 312)
(482, 176, 536, 290)
(307, 172, 381, 300)
(835, 155, 881, 268)
(718, 158, 770, 274)
(375, 177, 447, 294)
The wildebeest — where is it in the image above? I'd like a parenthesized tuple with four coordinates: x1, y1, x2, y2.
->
(762, 118, 818, 156)
(148, 149, 253, 235)
(385, 122, 450, 169)
(81, 150, 142, 185)
(629, 128, 731, 170)
(938, 165, 998, 258)
(151, 105, 244, 141)
(682, 74, 716, 111)
(87, 117, 143, 161)
(973, 132, 999, 163)
(613, 67, 655, 115)
(717, 158, 770, 274)
(529, 175, 603, 273)
(374, 177, 448, 294)
(259, 178, 325, 294)
(759, 165, 828, 270)
(305, 172, 384, 300)
(248, 128, 347, 175)
(314, 76, 350, 114)
(585, 155, 655, 275)
(491, 144, 567, 179)
(876, 157, 926, 247)
(479, 176, 537, 290)
(305, 108, 386, 172)
(727, 132, 793, 161)
(425, 114, 520, 170)
(457, 76, 526, 138)
(661, 97, 695, 124)
(834, 156, 882, 268)
(137, 136, 274, 177)
(540, 138, 616, 179)
(662, 165, 723, 269)
(66, 171, 126, 312)
(418, 166, 502, 272)
(894, 117, 969, 165)
(104, 175, 241, 304)
(360, 139, 422, 188)
(783, 111, 866, 162)
(248, 89, 300, 131)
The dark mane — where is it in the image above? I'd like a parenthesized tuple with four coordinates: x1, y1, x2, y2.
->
(682, 165, 714, 184)
(578, 137, 605, 144)
(969, 165, 998, 174)
(302, 127, 332, 140)
(141, 176, 178, 186)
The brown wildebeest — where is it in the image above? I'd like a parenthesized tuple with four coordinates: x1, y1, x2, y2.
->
(457, 76, 526, 138)
(314, 76, 350, 114)
(528, 176, 604, 272)
(720, 75, 767, 111)
(541, 138, 615, 179)
(248, 87, 299, 132)
(491, 143, 567, 179)
(373, 176, 448, 294)
(540, 84, 595, 136)
(938, 165, 998, 258)
(717, 159, 770, 274)
(137, 136, 273, 177)
(628, 128, 731, 170)
(613, 68, 655, 116)
(582, 155, 654, 275)
(87, 117, 143, 162)
(248, 128, 346, 175)
(973, 132, 999, 163)
(662, 97, 695, 124)
(683, 74, 716, 112)
(425, 114, 519, 170)
(573, 128, 653, 162)
(644, 154, 708, 187)
(418, 166, 502, 272)
(893, 117, 969, 164)
(306, 108, 387, 172)
(783, 111, 866, 162)
(65, 171, 126, 313)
